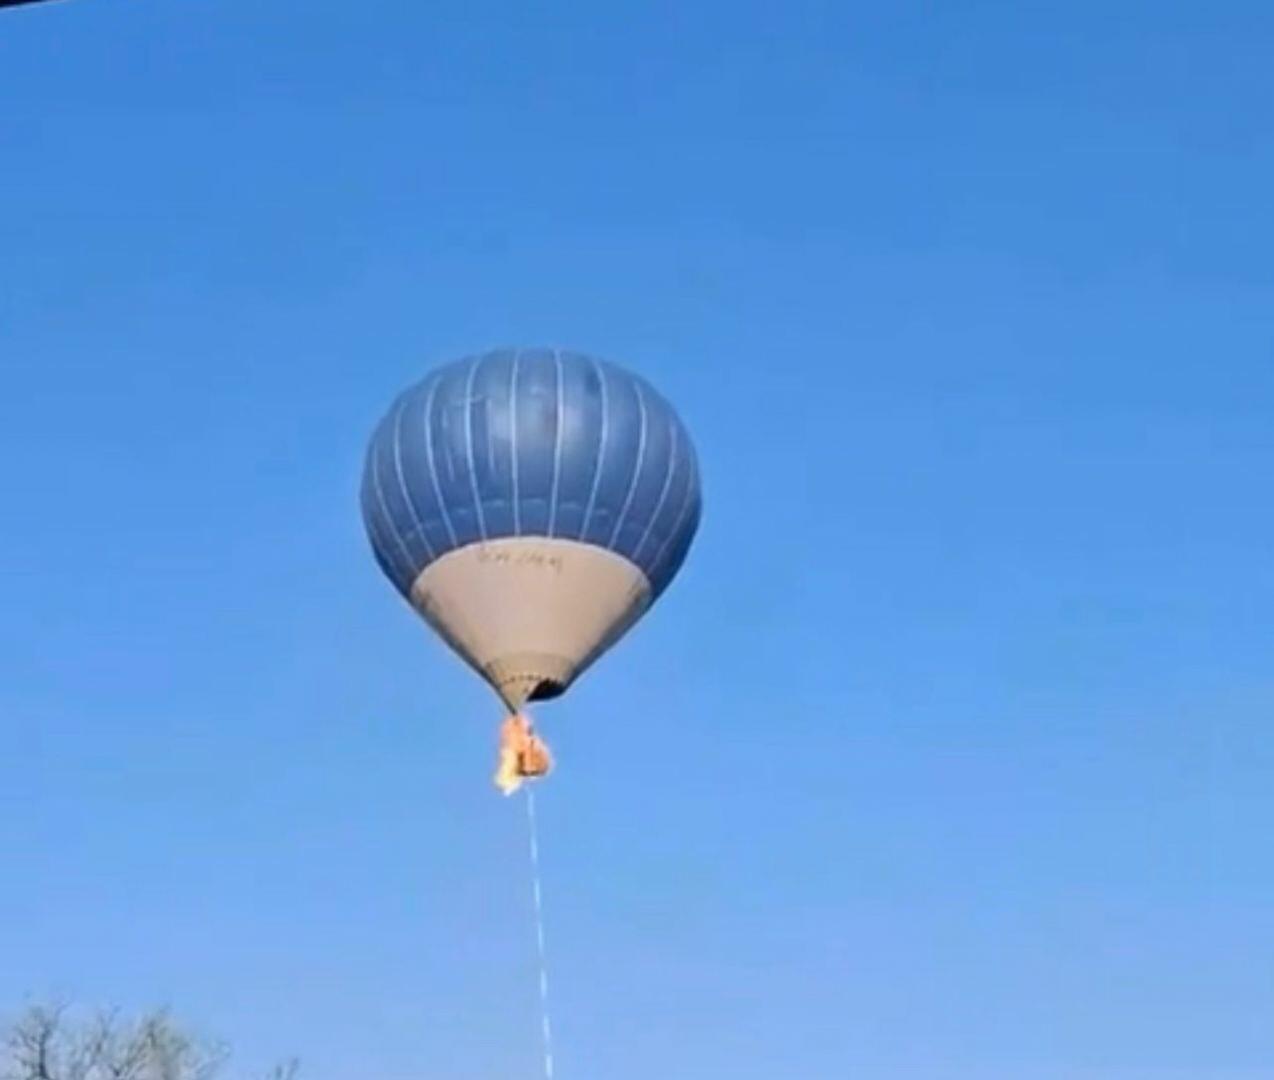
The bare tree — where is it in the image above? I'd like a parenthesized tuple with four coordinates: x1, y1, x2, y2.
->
(2, 1006, 295, 1080)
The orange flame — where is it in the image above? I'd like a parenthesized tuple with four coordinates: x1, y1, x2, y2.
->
(494, 713, 553, 796)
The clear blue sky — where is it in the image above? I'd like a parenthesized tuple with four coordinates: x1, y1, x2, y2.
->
(2, 2, 1272, 1078)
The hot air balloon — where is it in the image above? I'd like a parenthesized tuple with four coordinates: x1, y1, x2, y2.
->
(361, 348, 701, 788)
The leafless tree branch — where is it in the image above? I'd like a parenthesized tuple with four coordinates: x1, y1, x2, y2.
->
(1, 1007, 294, 1080)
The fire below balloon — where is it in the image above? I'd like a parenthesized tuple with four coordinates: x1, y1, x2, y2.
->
(494, 713, 553, 796)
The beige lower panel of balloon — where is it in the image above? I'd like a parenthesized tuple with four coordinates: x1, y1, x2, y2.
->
(410, 536, 652, 711)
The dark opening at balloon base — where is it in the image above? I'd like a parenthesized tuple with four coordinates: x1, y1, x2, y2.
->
(528, 679, 565, 702)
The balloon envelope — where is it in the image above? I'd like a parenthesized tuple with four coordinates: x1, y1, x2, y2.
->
(361, 348, 702, 708)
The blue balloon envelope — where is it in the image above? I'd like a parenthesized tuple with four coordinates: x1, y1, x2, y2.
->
(362, 348, 702, 710)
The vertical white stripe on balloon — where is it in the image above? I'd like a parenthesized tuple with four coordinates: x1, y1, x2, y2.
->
(464, 353, 488, 541)
(391, 391, 436, 562)
(423, 373, 458, 547)
(580, 355, 610, 539)
(609, 381, 649, 547)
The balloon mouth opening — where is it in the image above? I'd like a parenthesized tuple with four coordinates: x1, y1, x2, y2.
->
(487, 654, 576, 710)
(528, 678, 565, 703)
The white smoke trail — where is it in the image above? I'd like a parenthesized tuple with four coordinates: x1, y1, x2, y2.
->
(526, 789, 554, 1079)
